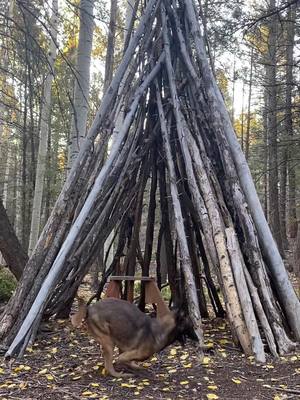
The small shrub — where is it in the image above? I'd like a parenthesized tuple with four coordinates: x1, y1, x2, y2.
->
(0, 267, 17, 302)
(161, 285, 171, 302)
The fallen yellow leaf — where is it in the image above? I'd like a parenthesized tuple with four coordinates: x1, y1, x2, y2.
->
(180, 381, 189, 385)
(219, 339, 229, 345)
(7, 383, 16, 388)
(202, 357, 211, 365)
(51, 347, 58, 354)
(207, 394, 219, 399)
(38, 368, 48, 375)
(14, 365, 25, 372)
(19, 382, 28, 390)
(170, 348, 177, 356)
(232, 378, 241, 384)
(207, 385, 218, 390)
(26, 347, 33, 353)
(143, 362, 151, 367)
(121, 383, 136, 388)
(265, 364, 274, 369)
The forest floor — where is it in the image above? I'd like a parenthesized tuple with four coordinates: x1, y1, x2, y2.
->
(0, 315, 300, 400)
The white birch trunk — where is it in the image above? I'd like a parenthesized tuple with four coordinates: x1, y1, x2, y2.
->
(28, 0, 59, 254)
(67, 0, 95, 169)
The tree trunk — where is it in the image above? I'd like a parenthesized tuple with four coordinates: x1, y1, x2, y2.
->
(266, 0, 283, 254)
(67, 0, 95, 169)
(262, 82, 268, 217)
(0, 199, 27, 280)
(294, 223, 300, 281)
(103, 0, 118, 93)
(0, 0, 15, 175)
(279, 147, 288, 249)
(286, 5, 297, 239)
(100, 0, 118, 285)
(245, 47, 253, 161)
(28, 0, 59, 254)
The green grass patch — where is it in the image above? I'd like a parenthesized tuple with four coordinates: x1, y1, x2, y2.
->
(0, 267, 17, 302)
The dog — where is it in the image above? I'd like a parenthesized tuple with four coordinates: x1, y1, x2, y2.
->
(71, 297, 197, 377)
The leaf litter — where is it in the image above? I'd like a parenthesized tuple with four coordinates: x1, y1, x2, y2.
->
(0, 318, 299, 399)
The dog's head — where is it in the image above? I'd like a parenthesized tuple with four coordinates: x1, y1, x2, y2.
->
(170, 308, 198, 346)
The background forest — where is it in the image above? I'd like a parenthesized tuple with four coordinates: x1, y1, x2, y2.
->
(0, 0, 299, 278)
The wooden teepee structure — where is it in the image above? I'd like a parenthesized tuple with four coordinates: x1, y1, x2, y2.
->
(1, 0, 299, 363)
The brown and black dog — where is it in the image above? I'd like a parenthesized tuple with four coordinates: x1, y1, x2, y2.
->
(71, 297, 197, 377)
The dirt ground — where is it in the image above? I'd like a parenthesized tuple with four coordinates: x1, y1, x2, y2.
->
(0, 316, 299, 400)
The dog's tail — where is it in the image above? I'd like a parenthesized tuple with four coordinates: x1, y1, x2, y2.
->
(71, 296, 87, 328)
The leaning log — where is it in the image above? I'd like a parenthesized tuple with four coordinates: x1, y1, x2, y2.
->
(156, 80, 204, 352)
(183, 0, 300, 340)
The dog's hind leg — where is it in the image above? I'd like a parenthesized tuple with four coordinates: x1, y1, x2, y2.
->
(116, 348, 150, 365)
(126, 361, 142, 370)
(101, 337, 131, 378)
